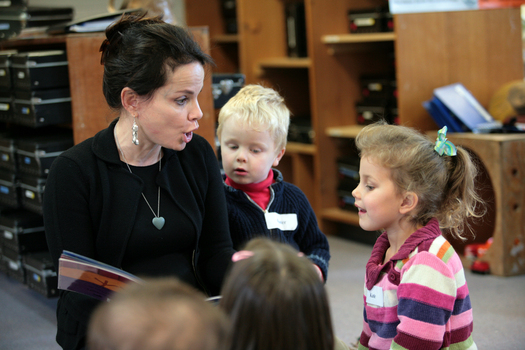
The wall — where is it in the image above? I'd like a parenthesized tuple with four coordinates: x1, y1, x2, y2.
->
(28, 0, 186, 25)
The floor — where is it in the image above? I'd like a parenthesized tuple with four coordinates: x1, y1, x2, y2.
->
(1, 234, 524, 349)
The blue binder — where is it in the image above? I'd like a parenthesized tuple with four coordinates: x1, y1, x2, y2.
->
(423, 83, 502, 133)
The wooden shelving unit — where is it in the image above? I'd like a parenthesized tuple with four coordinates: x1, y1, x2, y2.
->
(212, 34, 239, 44)
(1, 29, 216, 147)
(186, 1, 524, 235)
(322, 32, 396, 44)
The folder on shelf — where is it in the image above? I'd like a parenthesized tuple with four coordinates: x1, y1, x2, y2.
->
(423, 83, 502, 133)
(47, 9, 142, 35)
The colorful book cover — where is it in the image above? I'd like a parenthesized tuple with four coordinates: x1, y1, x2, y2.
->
(58, 250, 143, 301)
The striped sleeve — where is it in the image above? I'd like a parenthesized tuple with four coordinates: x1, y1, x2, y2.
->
(392, 239, 474, 350)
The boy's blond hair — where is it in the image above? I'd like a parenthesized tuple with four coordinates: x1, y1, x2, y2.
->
(217, 84, 290, 152)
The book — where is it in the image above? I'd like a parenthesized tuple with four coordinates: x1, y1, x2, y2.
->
(58, 250, 143, 301)
(423, 83, 503, 133)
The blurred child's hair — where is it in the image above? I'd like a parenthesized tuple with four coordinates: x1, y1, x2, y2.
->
(88, 277, 231, 350)
(217, 84, 290, 152)
(220, 238, 334, 350)
(355, 120, 485, 240)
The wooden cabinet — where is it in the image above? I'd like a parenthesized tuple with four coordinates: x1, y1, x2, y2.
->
(186, 1, 524, 234)
(1, 28, 216, 147)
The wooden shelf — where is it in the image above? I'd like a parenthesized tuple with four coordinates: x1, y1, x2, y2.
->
(322, 32, 396, 44)
(321, 207, 360, 226)
(322, 32, 396, 55)
(326, 125, 364, 138)
(258, 57, 311, 69)
(212, 34, 239, 43)
(187, 1, 524, 237)
(286, 142, 316, 155)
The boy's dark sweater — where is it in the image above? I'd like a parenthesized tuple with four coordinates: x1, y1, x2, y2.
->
(223, 169, 331, 280)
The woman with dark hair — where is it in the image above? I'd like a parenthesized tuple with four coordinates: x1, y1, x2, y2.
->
(219, 238, 350, 350)
(44, 13, 234, 350)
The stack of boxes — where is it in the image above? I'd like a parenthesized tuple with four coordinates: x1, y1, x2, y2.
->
(221, 0, 237, 34)
(347, 5, 393, 34)
(0, 48, 74, 298)
(356, 75, 398, 125)
(336, 146, 360, 213)
(11, 50, 72, 127)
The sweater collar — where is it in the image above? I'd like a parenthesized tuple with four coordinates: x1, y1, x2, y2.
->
(224, 169, 284, 192)
(225, 169, 274, 192)
(365, 218, 441, 289)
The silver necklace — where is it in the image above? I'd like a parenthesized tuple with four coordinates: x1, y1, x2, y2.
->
(114, 127, 165, 230)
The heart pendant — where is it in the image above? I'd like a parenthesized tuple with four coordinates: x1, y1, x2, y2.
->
(152, 217, 165, 230)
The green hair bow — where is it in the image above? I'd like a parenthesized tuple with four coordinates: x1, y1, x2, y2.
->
(434, 126, 457, 156)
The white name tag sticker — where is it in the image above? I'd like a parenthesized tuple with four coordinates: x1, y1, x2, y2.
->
(264, 212, 298, 231)
(366, 286, 384, 307)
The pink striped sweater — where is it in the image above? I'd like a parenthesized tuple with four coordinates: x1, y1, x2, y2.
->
(357, 218, 477, 350)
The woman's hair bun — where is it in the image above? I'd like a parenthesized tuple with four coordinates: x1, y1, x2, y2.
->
(100, 12, 152, 64)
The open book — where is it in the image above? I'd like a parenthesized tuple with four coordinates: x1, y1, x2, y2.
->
(58, 250, 143, 301)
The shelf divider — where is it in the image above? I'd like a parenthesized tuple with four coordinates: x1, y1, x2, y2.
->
(326, 125, 364, 139)
(321, 207, 360, 226)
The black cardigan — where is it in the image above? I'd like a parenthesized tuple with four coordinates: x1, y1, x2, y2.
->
(43, 119, 234, 349)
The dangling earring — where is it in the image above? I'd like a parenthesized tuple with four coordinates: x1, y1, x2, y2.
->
(132, 118, 139, 145)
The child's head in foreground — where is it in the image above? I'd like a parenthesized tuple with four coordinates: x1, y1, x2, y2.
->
(352, 120, 485, 240)
(219, 237, 334, 350)
(217, 84, 290, 185)
(87, 277, 231, 350)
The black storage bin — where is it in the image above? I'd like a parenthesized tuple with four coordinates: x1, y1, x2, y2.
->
(0, 245, 6, 275)
(13, 87, 72, 127)
(212, 73, 245, 109)
(348, 7, 392, 34)
(18, 175, 45, 214)
(2, 245, 26, 283)
(0, 91, 14, 123)
(337, 156, 360, 182)
(15, 131, 73, 177)
(348, 9, 383, 33)
(337, 188, 358, 212)
(285, 2, 307, 58)
(0, 8, 27, 41)
(221, 0, 237, 33)
(11, 50, 69, 91)
(336, 155, 360, 212)
(24, 6, 74, 28)
(360, 75, 397, 101)
(0, 50, 17, 92)
(0, 169, 20, 208)
(0, 132, 18, 173)
(288, 116, 314, 144)
(0, 208, 46, 253)
(23, 251, 58, 298)
(355, 99, 391, 125)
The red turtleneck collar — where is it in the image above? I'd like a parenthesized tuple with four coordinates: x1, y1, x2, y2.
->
(225, 170, 274, 210)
